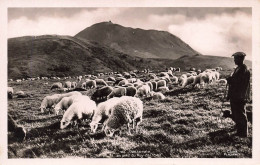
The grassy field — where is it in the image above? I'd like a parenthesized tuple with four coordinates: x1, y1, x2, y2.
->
(7, 71, 252, 158)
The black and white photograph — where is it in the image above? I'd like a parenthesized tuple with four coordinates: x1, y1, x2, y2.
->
(1, 0, 260, 164)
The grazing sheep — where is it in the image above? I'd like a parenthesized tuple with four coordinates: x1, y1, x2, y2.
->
(64, 81, 72, 89)
(125, 86, 137, 97)
(60, 99, 96, 129)
(8, 87, 14, 99)
(157, 86, 169, 93)
(85, 80, 97, 89)
(61, 91, 82, 98)
(107, 87, 127, 99)
(54, 95, 83, 115)
(179, 75, 195, 88)
(90, 97, 120, 133)
(144, 81, 153, 91)
(171, 76, 178, 84)
(95, 79, 108, 87)
(40, 94, 62, 113)
(156, 80, 167, 89)
(151, 81, 158, 92)
(8, 115, 26, 141)
(103, 96, 143, 136)
(150, 91, 165, 100)
(136, 84, 150, 97)
(51, 82, 63, 90)
(92, 86, 113, 101)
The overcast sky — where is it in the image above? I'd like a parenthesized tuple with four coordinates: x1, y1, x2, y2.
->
(8, 7, 252, 60)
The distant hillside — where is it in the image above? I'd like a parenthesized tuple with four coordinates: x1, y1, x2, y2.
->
(8, 35, 162, 79)
(75, 21, 200, 59)
(8, 35, 252, 79)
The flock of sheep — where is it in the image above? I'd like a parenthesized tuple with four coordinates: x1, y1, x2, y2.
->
(8, 66, 227, 140)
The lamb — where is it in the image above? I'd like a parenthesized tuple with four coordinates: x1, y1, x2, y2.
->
(85, 80, 97, 89)
(60, 99, 96, 129)
(90, 97, 120, 133)
(103, 96, 143, 136)
(8, 115, 26, 141)
(51, 82, 63, 90)
(107, 87, 127, 99)
(91, 86, 113, 101)
(150, 91, 165, 100)
(8, 87, 14, 99)
(95, 79, 108, 87)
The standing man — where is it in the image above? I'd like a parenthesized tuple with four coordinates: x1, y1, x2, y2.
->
(226, 52, 251, 137)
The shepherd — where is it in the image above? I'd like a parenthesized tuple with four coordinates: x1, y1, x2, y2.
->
(226, 52, 251, 137)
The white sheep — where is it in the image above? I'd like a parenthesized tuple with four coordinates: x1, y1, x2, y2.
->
(150, 91, 165, 100)
(40, 94, 62, 113)
(90, 97, 120, 133)
(64, 81, 72, 89)
(60, 98, 96, 129)
(136, 84, 150, 97)
(95, 79, 108, 87)
(85, 80, 97, 89)
(71, 82, 77, 88)
(156, 80, 167, 89)
(51, 82, 63, 90)
(54, 95, 84, 115)
(103, 96, 143, 136)
(107, 87, 127, 99)
(157, 86, 169, 93)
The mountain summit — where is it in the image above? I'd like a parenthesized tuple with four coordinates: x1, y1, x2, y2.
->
(75, 21, 200, 59)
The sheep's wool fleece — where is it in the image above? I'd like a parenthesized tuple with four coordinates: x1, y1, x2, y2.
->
(106, 96, 143, 129)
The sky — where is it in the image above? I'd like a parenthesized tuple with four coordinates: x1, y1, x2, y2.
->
(8, 7, 252, 60)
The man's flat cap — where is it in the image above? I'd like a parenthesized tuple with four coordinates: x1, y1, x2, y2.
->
(232, 52, 246, 57)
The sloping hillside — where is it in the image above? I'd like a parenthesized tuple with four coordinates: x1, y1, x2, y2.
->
(8, 35, 159, 79)
(75, 21, 199, 59)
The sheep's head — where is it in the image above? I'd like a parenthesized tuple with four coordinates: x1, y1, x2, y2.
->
(60, 119, 70, 129)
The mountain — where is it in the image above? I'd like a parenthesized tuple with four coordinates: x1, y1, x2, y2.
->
(75, 21, 200, 59)
(7, 35, 158, 79)
(8, 35, 252, 80)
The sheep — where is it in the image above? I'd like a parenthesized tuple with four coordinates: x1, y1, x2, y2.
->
(179, 75, 196, 88)
(128, 78, 137, 83)
(8, 87, 14, 99)
(8, 115, 26, 141)
(216, 79, 227, 86)
(136, 84, 150, 97)
(150, 91, 165, 100)
(108, 77, 116, 82)
(103, 96, 143, 136)
(151, 81, 158, 91)
(91, 86, 113, 101)
(60, 99, 96, 129)
(157, 86, 169, 93)
(61, 91, 82, 98)
(51, 82, 63, 90)
(90, 97, 120, 133)
(171, 76, 178, 84)
(156, 80, 167, 89)
(40, 94, 62, 113)
(84, 80, 96, 89)
(107, 87, 127, 99)
(144, 81, 153, 91)
(95, 79, 108, 87)
(54, 95, 83, 115)
(118, 79, 129, 86)
(64, 81, 72, 89)
(125, 86, 137, 97)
